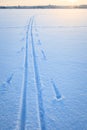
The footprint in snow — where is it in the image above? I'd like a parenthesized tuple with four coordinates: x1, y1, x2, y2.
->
(17, 47, 25, 53)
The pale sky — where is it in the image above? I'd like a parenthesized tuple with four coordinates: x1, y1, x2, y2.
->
(0, 0, 87, 6)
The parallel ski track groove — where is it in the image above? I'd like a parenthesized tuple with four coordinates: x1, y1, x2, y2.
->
(20, 18, 31, 130)
(30, 17, 46, 130)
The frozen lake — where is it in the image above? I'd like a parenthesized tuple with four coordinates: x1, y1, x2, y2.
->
(0, 9, 87, 130)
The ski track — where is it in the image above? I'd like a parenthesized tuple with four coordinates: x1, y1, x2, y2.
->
(0, 15, 62, 130)
(20, 16, 46, 130)
(20, 18, 32, 130)
(30, 17, 46, 130)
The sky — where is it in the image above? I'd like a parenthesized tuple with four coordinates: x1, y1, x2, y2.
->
(0, 0, 87, 6)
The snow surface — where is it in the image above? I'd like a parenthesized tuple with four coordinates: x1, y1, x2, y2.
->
(0, 9, 87, 130)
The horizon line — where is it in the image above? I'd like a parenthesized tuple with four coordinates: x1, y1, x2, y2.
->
(0, 4, 87, 9)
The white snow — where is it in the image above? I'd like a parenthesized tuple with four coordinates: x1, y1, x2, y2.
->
(0, 9, 87, 130)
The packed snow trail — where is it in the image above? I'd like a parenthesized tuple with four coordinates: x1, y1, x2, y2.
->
(30, 17, 46, 130)
(20, 18, 32, 130)
(19, 16, 46, 130)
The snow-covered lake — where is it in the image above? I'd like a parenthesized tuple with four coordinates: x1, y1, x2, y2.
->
(0, 9, 87, 130)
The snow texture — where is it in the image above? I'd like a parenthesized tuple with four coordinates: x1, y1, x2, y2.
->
(0, 9, 87, 130)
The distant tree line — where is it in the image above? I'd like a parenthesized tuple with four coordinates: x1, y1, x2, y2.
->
(0, 5, 87, 9)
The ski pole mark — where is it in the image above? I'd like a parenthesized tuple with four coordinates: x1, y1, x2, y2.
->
(51, 79, 62, 100)
(41, 50, 46, 60)
(6, 73, 14, 84)
(38, 39, 42, 45)
(30, 17, 46, 130)
(17, 47, 25, 54)
(20, 37, 25, 42)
